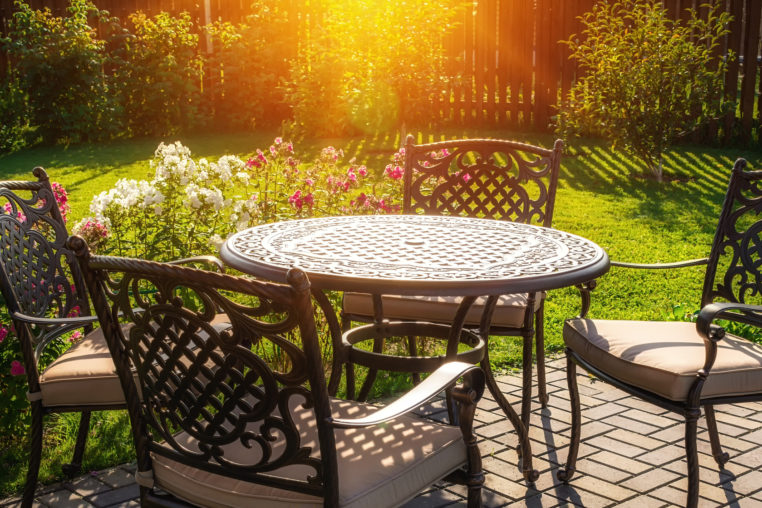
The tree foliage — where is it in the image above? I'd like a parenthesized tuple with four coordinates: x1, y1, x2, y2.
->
(557, 0, 731, 180)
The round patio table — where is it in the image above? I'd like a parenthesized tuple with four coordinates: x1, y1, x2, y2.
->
(221, 214, 609, 481)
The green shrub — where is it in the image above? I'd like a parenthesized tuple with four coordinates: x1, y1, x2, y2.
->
(112, 11, 204, 137)
(0, 71, 29, 152)
(557, 0, 731, 181)
(1, 0, 120, 144)
(283, 0, 465, 138)
(203, 2, 294, 130)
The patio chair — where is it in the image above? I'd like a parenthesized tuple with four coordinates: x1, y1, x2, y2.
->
(341, 135, 563, 423)
(0, 169, 224, 507)
(69, 236, 486, 508)
(559, 158, 762, 507)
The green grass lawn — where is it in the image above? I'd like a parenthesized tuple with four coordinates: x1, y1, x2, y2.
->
(1, 128, 761, 496)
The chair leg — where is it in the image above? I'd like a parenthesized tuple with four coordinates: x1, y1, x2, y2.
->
(406, 336, 421, 385)
(23, 402, 44, 508)
(535, 308, 548, 407)
(685, 408, 701, 508)
(557, 354, 580, 483)
(62, 411, 91, 477)
(704, 404, 730, 467)
(341, 315, 356, 400)
(521, 329, 534, 432)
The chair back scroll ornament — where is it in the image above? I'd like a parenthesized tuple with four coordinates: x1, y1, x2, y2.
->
(71, 236, 486, 507)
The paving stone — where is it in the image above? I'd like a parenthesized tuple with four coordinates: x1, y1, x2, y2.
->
(582, 450, 652, 475)
(724, 470, 762, 497)
(620, 409, 675, 428)
(36, 490, 93, 508)
(600, 414, 661, 436)
(583, 434, 649, 459)
(572, 474, 637, 502)
(634, 444, 688, 467)
(93, 468, 134, 489)
(621, 468, 680, 493)
(606, 428, 664, 451)
(614, 495, 667, 508)
(87, 485, 139, 508)
(402, 487, 463, 507)
(574, 458, 632, 483)
(64, 476, 111, 497)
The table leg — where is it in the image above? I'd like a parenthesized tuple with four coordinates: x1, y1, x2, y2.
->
(313, 289, 345, 397)
(480, 348, 539, 482)
(520, 293, 537, 433)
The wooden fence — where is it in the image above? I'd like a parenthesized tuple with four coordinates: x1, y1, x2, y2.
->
(1, 0, 761, 142)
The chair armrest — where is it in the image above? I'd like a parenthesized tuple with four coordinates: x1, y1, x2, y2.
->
(12, 312, 100, 327)
(168, 255, 225, 273)
(610, 258, 709, 269)
(330, 361, 484, 428)
(12, 313, 101, 362)
(696, 302, 762, 339)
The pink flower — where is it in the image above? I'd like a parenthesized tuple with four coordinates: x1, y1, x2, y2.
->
(289, 190, 303, 210)
(305, 178, 315, 186)
(303, 192, 314, 207)
(274, 137, 283, 144)
(10, 360, 25, 376)
(69, 330, 83, 343)
(0, 326, 8, 343)
(67, 306, 81, 318)
(358, 166, 368, 177)
(385, 164, 404, 180)
(246, 158, 259, 169)
(462, 173, 472, 183)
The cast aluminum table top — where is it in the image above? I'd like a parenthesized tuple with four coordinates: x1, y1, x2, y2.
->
(220, 214, 609, 295)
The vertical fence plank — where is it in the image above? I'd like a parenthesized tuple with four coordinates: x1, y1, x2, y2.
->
(724, 0, 744, 142)
(485, 0, 497, 125)
(464, 2, 474, 125)
(741, 0, 761, 142)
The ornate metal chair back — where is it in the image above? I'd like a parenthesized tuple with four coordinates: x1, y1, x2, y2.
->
(0, 169, 89, 371)
(702, 159, 762, 311)
(71, 240, 340, 503)
(402, 135, 563, 226)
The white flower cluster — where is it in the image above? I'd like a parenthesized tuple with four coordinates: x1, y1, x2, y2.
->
(152, 141, 197, 185)
(230, 195, 259, 231)
(89, 178, 166, 220)
(184, 183, 229, 211)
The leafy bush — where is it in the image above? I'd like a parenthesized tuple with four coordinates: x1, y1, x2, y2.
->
(557, 0, 731, 181)
(0, 71, 29, 152)
(283, 0, 465, 138)
(111, 11, 204, 137)
(1, 0, 120, 144)
(203, 2, 294, 130)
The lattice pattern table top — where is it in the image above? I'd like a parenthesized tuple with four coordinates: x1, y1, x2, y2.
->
(221, 215, 609, 296)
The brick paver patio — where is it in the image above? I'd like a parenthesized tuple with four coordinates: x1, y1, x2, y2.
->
(4, 357, 762, 507)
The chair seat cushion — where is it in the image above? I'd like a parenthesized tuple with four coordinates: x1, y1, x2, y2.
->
(343, 292, 544, 328)
(39, 314, 231, 407)
(152, 398, 467, 508)
(564, 319, 762, 401)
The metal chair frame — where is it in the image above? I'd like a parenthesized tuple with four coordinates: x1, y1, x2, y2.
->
(71, 237, 486, 507)
(0, 169, 120, 507)
(560, 158, 762, 507)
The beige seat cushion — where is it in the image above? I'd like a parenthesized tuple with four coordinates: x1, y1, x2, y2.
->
(152, 398, 467, 508)
(564, 319, 762, 401)
(343, 292, 544, 328)
(39, 314, 231, 407)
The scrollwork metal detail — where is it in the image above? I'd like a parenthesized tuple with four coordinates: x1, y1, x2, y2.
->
(98, 268, 323, 489)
